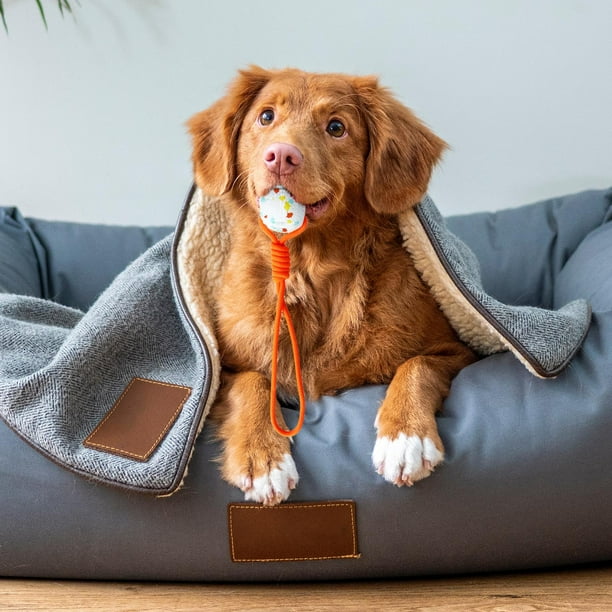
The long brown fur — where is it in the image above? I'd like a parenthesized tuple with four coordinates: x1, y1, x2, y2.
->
(188, 67, 476, 505)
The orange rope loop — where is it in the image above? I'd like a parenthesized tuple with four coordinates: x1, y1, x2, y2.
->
(258, 217, 309, 437)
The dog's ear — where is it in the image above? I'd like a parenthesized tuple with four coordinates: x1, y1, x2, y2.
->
(187, 66, 272, 196)
(354, 77, 447, 214)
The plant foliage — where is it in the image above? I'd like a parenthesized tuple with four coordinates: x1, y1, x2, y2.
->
(1, 0, 76, 33)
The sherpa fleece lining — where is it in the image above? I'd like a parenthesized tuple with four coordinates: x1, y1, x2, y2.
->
(397, 196, 590, 378)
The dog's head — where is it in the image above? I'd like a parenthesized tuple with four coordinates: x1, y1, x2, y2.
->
(188, 66, 446, 226)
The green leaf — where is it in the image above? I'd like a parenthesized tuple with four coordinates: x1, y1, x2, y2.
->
(0, 0, 8, 34)
(60, 0, 74, 15)
(35, 0, 48, 30)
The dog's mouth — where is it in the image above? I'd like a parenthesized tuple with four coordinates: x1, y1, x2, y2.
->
(304, 197, 330, 221)
(256, 185, 331, 223)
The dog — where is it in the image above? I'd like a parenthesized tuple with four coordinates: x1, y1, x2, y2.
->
(188, 66, 476, 505)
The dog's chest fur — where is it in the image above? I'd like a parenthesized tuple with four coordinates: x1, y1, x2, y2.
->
(214, 220, 453, 400)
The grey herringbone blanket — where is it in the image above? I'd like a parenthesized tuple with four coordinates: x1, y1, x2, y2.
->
(0, 189, 591, 494)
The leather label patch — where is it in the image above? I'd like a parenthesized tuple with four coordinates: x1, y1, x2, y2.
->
(228, 501, 360, 562)
(84, 377, 191, 461)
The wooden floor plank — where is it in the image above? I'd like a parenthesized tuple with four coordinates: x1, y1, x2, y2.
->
(1, 564, 611, 611)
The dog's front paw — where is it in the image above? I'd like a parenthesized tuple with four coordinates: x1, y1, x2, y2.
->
(372, 433, 443, 487)
(229, 453, 299, 506)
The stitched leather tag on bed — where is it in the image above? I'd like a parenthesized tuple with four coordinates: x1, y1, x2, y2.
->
(228, 501, 360, 562)
(84, 377, 191, 461)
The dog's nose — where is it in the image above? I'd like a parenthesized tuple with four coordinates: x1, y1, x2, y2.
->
(263, 143, 303, 176)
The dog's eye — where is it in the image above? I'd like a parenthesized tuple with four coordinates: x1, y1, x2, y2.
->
(326, 119, 346, 138)
(258, 109, 275, 126)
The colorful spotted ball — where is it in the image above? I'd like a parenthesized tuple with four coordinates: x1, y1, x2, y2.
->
(258, 186, 307, 233)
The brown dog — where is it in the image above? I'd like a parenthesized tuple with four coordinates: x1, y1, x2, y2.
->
(188, 67, 475, 505)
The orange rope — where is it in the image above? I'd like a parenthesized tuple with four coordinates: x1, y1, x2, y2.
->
(258, 217, 309, 437)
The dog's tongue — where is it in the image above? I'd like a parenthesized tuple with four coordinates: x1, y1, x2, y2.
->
(258, 186, 307, 233)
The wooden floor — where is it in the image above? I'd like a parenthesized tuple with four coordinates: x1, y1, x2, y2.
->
(1, 564, 611, 611)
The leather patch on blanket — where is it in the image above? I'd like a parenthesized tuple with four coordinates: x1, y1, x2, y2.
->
(83, 377, 191, 461)
(228, 501, 360, 562)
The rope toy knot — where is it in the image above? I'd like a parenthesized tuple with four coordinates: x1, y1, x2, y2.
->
(270, 240, 291, 282)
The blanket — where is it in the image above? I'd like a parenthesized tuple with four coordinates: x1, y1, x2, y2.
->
(0, 187, 591, 494)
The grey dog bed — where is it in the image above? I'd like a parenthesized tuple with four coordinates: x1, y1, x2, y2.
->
(0, 187, 611, 580)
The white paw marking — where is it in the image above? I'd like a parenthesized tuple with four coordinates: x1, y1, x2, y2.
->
(372, 434, 443, 486)
(242, 453, 299, 506)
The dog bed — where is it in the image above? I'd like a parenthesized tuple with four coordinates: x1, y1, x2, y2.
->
(0, 187, 610, 580)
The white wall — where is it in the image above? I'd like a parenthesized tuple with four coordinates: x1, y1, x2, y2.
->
(0, 0, 610, 225)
